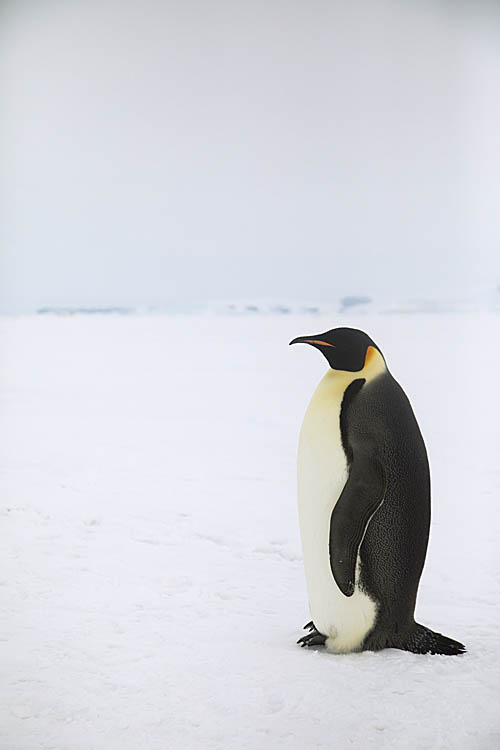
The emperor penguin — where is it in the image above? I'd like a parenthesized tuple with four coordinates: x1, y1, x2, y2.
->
(290, 327, 465, 655)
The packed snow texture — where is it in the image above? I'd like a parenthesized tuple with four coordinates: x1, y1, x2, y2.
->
(1, 314, 499, 749)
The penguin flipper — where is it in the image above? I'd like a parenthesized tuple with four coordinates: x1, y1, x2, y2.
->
(329, 454, 386, 597)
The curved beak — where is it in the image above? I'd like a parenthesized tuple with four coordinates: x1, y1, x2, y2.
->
(289, 335, 335, 348)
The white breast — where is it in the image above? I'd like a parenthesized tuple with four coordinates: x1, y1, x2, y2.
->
(297, 368, 378, 653)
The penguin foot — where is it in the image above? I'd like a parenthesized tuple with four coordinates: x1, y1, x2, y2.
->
(403, 623, 466, 656)
(297, 627, 327, 648)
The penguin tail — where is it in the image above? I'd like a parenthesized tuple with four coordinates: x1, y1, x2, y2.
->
(403, 623, 466, 656)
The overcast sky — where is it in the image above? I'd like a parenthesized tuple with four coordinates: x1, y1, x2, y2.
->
(1, 0, 500, 312)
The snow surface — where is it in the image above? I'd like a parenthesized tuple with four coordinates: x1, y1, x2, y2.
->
(1, 313, 499, 750)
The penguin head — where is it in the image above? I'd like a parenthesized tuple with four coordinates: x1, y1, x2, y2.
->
(289, 327, 382, 372)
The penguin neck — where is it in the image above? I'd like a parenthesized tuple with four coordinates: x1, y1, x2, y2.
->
(360, 345, 387, 382)
(322, 345, 387, 392)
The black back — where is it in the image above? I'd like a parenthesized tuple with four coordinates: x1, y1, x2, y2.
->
(341, 370, 431, 632)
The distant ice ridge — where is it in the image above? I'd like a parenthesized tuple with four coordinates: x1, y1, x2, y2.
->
(37, 306, 135, 316)
(205, 297, 373, 315)
(205, 292, 500, 316)
(33, 288, 500, 317)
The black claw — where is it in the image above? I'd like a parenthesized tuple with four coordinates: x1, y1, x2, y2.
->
(297, 630, 327, 648)
(303, 620, 315, 631)
(307, 635, 327, 647)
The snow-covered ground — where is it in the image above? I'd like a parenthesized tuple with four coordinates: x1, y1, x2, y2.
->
(1, 313, 499, 750)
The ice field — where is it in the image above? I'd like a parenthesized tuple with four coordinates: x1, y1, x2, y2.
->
(1, 312, 499, 749)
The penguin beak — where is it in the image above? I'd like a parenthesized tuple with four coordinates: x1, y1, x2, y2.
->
(289, 335, 336, 348)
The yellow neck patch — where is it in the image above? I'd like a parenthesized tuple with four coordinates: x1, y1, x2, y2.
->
(362, 345, 386, 382)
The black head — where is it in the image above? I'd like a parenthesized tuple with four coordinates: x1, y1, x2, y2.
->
(289, 327, 382, 372)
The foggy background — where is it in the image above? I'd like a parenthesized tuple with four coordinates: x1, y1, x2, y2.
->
(1, 0, 500, 314)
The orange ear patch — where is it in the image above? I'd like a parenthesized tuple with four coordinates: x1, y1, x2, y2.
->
(364, 345, 376, 366)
